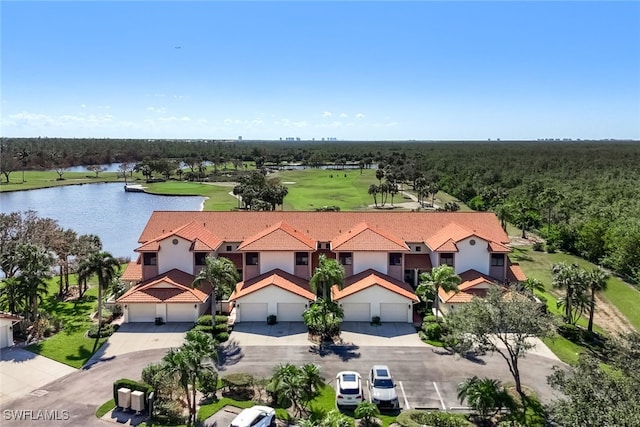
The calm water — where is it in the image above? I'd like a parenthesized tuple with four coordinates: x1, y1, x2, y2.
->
(0, 183, 205, 259)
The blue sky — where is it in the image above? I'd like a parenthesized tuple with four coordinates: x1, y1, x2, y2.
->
(2, 1, 639, 140)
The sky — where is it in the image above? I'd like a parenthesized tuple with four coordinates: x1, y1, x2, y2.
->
(1, 1, 639, 141)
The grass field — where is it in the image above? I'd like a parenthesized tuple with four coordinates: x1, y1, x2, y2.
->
(511, 246, 640, 331)
(26, 277, 108, 368)
(0, 170, 126, 192)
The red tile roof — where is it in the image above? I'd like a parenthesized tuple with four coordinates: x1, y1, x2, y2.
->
(0, 312, 22, 321)
(237, 221, 316, 251)
(426, 223, 497, 252)
(332, 269, 419, 302)
(332, 222, 409, 252)
(507, 263, 527, 282)
(439, 269, 497, 303)
(229, 269, 315, 300)
(117, 269, 210, 304)
(136, 221, 222, 253)
(138, 212, 509, 249)
(488, 241, 511, 253)
(121, 261, 142, 282)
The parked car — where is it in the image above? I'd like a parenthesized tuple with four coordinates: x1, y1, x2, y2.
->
(368, 365, 399, 409)
(230, 405, 276, 427)
(335, 371, 364, 408)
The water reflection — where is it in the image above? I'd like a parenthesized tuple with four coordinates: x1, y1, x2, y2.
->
(0, 183, 205, 259)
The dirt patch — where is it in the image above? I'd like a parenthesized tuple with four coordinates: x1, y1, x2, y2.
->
(591, 294, 635, 336)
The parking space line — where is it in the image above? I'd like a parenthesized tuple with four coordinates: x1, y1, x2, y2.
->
(433, 382, 446, 410)
(398, 381, 410, 410)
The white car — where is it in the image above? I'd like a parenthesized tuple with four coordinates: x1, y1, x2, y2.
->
(335, 371, 364, 408)
(229, 405, 276, 427)
(368, 365, 399, 409)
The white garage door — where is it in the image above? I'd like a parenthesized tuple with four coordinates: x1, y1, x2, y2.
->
(277, 303, 306, 322)
(239, 303, 268, 322)
(167, 304, 195, 322)
(0, 325, 10, 348)
(381, 303, 409, 322)
(128, 304, 156, 322)
(342, 303, 370, 322)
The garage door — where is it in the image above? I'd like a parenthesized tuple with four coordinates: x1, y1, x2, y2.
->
(0, 325, 9, 348)
(277, 303, 305, 322)
(128, 304, 156, 322)
(342, 303, 370, 322)
(239, 303, 268, 322)
(167, 304, 195, 322)
(381, 303, 409, 322)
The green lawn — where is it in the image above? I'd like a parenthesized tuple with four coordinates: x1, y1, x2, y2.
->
(511, 246, 640, 331)
(26, 278, 108, 368)
(143, 181, 239, 211)
(0, 170, 128, 192)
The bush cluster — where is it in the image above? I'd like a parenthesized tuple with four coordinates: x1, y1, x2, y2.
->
(396, 410, 472, 427)
(88, 324, 119, 338)
(195, 314, 229, 342)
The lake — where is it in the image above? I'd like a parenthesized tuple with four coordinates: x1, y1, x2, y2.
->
(0, 183, 205, 259)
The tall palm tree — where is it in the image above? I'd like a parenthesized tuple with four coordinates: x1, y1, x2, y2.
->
(15, 243, 54, 322)
(303, 298, 344, 342)
(16, 148, 29, 183)
(309, 254, 345, 299)
(77, 250, 120, 332)
(552, 262, 584, 324)
(193, 256, 239, 327)
(586, 268, 609, 333)
(300, 363, 324, 404)
(418, 265, 461, 321)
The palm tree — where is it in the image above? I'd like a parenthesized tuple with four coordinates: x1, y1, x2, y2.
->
(303, 298, 344, 342)
(193, 256, 239, 325)
(368, 184, 379, 208)
(354, 401, 380, 427)
(586, 268, 609, 333)
(517, 277, 545, 300)
(310, 254, 345, 300)
(300, 363, 324, 405)
(457, 376, 512, 423)
(162, 330, 217, 426)
(16, 148, 29, 183)
(427, 182, 440, 207)
(14, 243, 54, 322)
(418, 265, 461, 321)
(552, 262, 584, 324)
(77, 250, 120, 332)
(269, 363, 304, 415)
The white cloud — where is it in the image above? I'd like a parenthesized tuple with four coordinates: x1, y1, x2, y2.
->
(323, 111, 332, 118)
(356, 113, 365, 119)
(340, 113, 348, 118)
(147, 107, 167, 114)
(80, 104, 87, 108)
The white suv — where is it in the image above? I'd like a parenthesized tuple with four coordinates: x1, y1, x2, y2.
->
(368, 365, 399, 409)
(230, 405, 276, 427)
(335, 371, 364, 408)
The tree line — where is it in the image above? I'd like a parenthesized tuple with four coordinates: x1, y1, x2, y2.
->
(3, 137, 639, 283)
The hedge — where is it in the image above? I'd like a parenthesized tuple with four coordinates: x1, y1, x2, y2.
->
(396, 410, 472, 427)
(112, 378, 154, 405)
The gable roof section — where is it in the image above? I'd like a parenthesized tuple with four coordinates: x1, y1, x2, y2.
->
(332, 269, 418, 302)
(121, 261, 142, 282)
(439, 269, 497, 303)
(138, 212, 509, 249)
(229, 268, 315, 300)
(117, 269, 210, 304)
(136, 221, 222, 253)
(488, 241, 511, 253)
(507, 263, 527, 282)
(237, 221, 316, 251)
(426, 222, 491, 252)
(332, 222, 409, 252)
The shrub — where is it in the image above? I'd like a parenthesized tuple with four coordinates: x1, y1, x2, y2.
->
(423, 322, 443, 341)
(112, 378, 154, 404)
(88, 324, 118, 338)
(532, 241, 544, 252)
(193, 324, 214, 334)
(216, 332, 229, 342)
(546, 243, 557, 253)
(267, 314, 277, 325)
(396, 410, 472, 427)
(153, 400, 186, 425)
(557, 324, 582, 342)
(371, 316, 381, 325)
(196, 369, 219, 398)
(197, 315, 213, 326)
(214, 315, 228, 325)
(215, 323, 229, 332)
(423, 313, 437, 324)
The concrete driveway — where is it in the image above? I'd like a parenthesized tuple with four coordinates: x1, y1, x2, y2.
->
(0, 347, 77, 402)
(85, 322, 191, 367)
(230, 322, 421, 347)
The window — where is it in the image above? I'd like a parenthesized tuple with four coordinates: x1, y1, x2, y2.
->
(143, 252, 157, 266)
(195, 252, 207, 266)
(325, 243, 331, 249)
(491, 254, 505, 267)
(246, 252, 259, 266)
(339, 252, 353, 265)
(440, 253, 454, 266)
(295, 252, 309, 266)
(389, 253, 402, 266)
(226, 245, 232, 252)
(415, 246, 422, 252)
